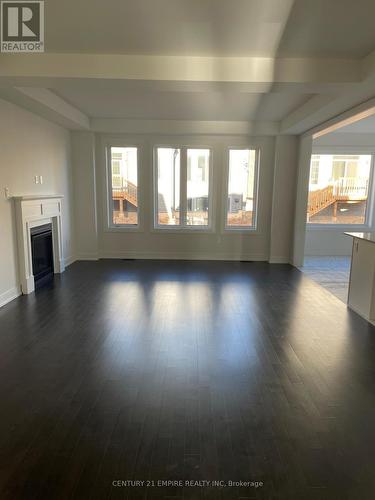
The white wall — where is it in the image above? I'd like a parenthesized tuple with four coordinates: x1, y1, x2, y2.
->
(71, 132, 98, 260)
(0, 98, 75, 306)
(270, 135, 298, 263)
(293, 134, 313, 266)
(72, 129, 299, 263)
(305, 231, 353, 256)
(304, 132, 375, 257)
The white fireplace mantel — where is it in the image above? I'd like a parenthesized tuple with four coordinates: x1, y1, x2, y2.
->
(14, 195, 65, 294)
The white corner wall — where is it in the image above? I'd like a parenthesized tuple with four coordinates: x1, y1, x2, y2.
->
(0, 98, 75, 307)
(293, 134, 313, 266)
(270, 135, 298, 263)
(71, 132, 98, 260)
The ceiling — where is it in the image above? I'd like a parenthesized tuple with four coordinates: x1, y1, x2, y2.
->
(1, 0, 375, 133)
(45, 0, 375, 58)
(52, 85, 311, 121)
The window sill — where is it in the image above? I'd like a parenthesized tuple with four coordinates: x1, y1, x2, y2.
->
(105, 226, 144, 233)
(152, 226, 214, 234)
(223, 227, 258, 234)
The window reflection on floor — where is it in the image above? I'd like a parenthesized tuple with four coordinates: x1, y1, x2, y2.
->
(299, 256, 350, 303)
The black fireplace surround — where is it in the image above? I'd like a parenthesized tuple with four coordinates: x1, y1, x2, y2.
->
(31, 224, 54, 289)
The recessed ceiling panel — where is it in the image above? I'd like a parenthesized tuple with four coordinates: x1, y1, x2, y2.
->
(52, 86, 311, 121)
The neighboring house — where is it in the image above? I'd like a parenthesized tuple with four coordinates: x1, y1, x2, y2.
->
(112, 147, 138, 189)
(307, 154, 371, 223)
(309, 154, 370, 193)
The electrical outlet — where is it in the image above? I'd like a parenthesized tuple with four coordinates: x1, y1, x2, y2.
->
(4, 187, 10, 199)
(34, 175, 39, 184)
(39, 175, 43, 184)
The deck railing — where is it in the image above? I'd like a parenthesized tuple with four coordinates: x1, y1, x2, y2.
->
(333, 177, 369, 200)
(112, 177, 368, 219)
(113, 181, 138, 207)
(308, 185, 335, 218)
(308, 177, 369, 219)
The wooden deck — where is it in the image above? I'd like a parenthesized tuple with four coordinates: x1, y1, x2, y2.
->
(307, 177, 369, 221)
(113, 181, 138, 208)
(112, 182, 138, 224)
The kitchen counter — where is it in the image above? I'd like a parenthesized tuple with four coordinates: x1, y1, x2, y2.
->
(345, 232, 375, 325)
(345, 232, 375, 244)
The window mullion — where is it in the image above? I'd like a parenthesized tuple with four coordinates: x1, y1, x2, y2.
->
(365, 153, 375, 226)
(180, 147, 188, 227)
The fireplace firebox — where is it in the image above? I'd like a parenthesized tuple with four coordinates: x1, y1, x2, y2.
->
(31, 224, 54, 289)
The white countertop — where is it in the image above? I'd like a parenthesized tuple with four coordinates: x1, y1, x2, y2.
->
(345, 232, 375, 244)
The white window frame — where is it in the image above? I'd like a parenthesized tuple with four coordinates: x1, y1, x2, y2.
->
(105, 143, 142, 232)
(153, 145, 214, 232)
(223, 147, 260, 232)
(307, 149, 375, 231)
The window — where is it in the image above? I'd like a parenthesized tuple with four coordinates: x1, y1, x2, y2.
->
(155, 147, 211, 228)
(198, 154, 207, 181)
(310, 156, 320, 185)
(187, 149, 210, 226)
(307, 154, 372, 225)
(109, 146, 139, 226)
(112, 162, 121, 175)
(225, 149, 258, 229)
(156, 148, 180, 226)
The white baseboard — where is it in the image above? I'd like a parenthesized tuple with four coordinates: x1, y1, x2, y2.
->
(304, 253, 352, 257)
(269, 256, 290, 264)
(99, 251, 268, 261)
(76, 253, 99, 261)
(347, 303, 375, 325)
(64, 255, 76, 267)
(0, 286, 21, 308)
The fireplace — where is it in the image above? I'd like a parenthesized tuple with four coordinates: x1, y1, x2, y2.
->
(31, 224, 54, 289)
(14, 195, 65, 294)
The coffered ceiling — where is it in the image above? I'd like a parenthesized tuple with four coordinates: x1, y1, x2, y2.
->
(1, 0, 375, 134)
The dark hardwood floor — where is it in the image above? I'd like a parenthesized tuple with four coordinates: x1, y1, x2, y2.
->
(1, 260, 375, 500)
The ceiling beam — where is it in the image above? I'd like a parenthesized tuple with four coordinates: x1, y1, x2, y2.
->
(91, 118, 279, 136)
(0, 87, 90, 130)
(307, 96, 375, 139)
(280, 81, 375, 136)
(0, 53, 360, 84)
(280, 95, 336, 134)
(361, 47, 375, 79)
(280, 46, 375, 135)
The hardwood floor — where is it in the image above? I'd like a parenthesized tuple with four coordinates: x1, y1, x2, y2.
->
(299, 257, 350, 304)
(0, 260, 375, 500)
